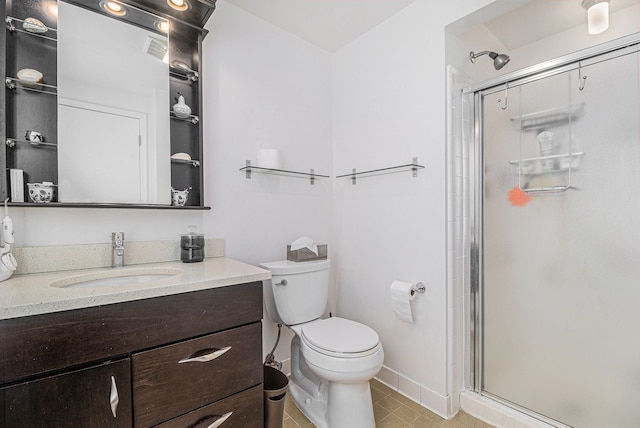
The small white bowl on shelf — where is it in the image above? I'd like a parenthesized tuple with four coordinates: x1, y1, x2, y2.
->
(171, 152, 192, 161)
(17, 68, 44, 87)
(22, 17, 48, 34)
(27, 182, 57, 203)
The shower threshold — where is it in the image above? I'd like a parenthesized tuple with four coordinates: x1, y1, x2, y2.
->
(460, 391, 572, 428)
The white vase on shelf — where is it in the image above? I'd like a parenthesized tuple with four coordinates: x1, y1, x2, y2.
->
(172, 93, 192, 119)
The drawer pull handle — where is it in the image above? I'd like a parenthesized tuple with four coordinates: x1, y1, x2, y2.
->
(189, 412, 234, 428)
(207, 412, 233, 428)
(109, 376, 119, 418)
(179, 346, 232, 364)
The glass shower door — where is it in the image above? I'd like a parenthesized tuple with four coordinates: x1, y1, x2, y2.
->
(481, 50, 640, 427)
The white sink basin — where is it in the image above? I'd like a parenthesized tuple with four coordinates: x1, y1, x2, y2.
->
(50, 267, 183, 289)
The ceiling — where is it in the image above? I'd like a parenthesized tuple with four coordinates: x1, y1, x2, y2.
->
(223, 0, 416, 52)
(483, 0, 640, 51)
(224, 0, 640, 53)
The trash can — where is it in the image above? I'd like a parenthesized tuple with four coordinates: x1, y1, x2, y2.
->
(263, 365, 289, 428)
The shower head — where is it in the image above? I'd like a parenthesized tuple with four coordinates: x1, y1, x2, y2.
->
(469, 50, 511, 70)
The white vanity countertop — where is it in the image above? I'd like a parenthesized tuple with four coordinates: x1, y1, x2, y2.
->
(0, 258, 271, 320)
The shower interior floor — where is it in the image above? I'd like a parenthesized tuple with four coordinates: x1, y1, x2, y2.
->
(283, 378, 495, 427)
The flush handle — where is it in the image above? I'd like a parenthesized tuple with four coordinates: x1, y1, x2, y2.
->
(275, 279, 288, 286)
(178, 346, 232, 364)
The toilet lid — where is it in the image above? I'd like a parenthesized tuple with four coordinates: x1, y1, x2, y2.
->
(301, 317, 379, 354)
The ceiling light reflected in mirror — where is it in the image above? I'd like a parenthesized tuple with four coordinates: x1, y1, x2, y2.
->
(100, 1, 127, 17)
(155, 20, 170, 33)
(44, 2, 58, 17)
(167, 0, 189, 12)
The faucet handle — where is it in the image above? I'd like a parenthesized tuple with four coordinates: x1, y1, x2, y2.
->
(111, 232, 125, 244)
(111, 232, 125, 268)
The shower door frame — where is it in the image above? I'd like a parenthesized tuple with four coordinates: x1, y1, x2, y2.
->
(464, 33, 640, 427)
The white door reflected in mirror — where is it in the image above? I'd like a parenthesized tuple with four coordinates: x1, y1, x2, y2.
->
(58, 101, 144, 203)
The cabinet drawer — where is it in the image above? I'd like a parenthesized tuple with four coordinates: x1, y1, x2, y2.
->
(0, 282, 262, 385)
(153, 385, 263, 428)
(133, 322, 262, 427)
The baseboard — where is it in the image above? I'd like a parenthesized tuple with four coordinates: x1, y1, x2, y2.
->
(375, 365, 451, 419)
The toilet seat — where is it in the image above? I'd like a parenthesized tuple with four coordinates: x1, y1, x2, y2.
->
(300, 317, 380, 358)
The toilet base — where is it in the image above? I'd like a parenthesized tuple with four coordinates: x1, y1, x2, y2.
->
(327, 380, 376, 427)
(289, 381, 328, 428)
(289, 378, 376, 428)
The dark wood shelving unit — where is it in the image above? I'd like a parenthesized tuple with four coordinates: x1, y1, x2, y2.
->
(2, 0, 215, 209)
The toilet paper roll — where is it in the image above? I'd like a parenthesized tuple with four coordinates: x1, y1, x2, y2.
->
(390, 280, 417, 323)
(257, 149, 282, 170)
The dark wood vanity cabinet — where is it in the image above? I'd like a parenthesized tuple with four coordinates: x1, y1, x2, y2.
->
(0, 282, 264, 427)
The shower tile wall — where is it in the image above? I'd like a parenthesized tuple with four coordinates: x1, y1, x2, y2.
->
(447, 65, 474, 411)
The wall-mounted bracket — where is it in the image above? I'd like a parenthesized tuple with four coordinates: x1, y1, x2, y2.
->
(411, 157, 419, 177)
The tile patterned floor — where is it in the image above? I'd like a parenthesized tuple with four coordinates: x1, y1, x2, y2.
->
(283, 379, 495, 428)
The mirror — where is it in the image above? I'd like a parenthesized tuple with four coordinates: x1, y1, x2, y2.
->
(57, 1, 171, 204)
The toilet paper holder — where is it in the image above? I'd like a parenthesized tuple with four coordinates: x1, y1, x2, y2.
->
(411, 282, 426, 296)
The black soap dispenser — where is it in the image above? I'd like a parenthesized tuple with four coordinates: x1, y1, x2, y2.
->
(180, 225, 204, 263)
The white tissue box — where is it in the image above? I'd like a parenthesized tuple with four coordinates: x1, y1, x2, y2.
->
(286, 244, 327, 262)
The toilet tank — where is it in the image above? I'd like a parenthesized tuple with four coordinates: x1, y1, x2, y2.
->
(259, 259, 330, 325)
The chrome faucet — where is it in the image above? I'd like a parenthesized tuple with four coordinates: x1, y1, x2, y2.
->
(111, 232, 125, 268)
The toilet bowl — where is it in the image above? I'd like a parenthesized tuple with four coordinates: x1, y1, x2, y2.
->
(260, 259, 384, 428)
(294, 317, 383, 383)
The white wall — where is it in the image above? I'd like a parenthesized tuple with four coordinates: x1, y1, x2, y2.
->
(331, 0, 493, 416)
(10, 207, 203, 247)
(202, 2, 333, 364)
(202, 0, 498, 418)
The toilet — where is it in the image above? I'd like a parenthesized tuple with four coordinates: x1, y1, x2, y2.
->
(260, 259, 384, 428)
